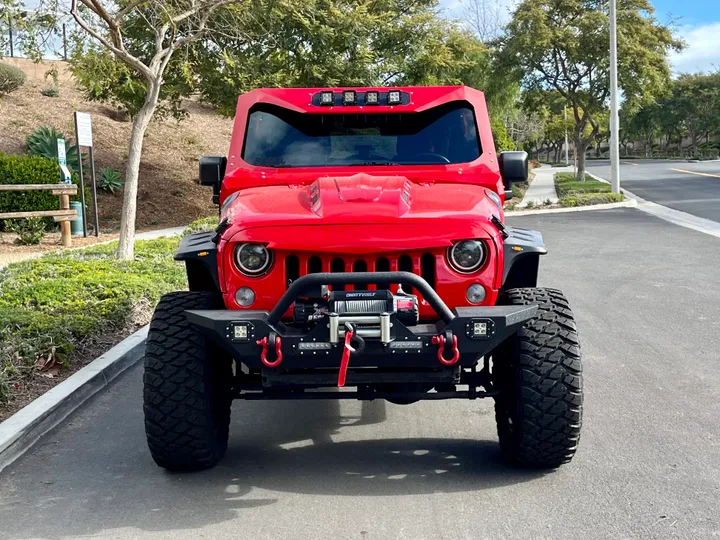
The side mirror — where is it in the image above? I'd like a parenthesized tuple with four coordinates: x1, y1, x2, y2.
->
(498, 151, 528, 188)
(199, 156, 227, 205)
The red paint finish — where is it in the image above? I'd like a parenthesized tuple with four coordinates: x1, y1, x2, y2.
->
(216, 86, 508, 319)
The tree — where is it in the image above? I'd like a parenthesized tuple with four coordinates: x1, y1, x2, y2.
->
(670, 73, 720, 157)
(499, 0, 681, 180)
(624, 102, 661, 157)
(194, 0, 496, 114)
(460, 0, 504, 43)
(69, 0, 251, 260)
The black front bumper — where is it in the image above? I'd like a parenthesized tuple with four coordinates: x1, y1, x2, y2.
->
(185, 272, 536, 390)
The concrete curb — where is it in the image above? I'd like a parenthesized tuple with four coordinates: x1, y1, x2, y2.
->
(586, 171, 720, 239)
(506, 198, 637, 217)
(0, 326, 148, 473)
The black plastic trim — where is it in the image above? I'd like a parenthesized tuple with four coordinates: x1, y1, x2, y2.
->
(502, 227, 547, 285)
(174, 231, 220, 291)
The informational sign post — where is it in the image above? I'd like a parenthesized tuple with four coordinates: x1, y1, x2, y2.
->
(57, 139, 72, 183)
(74, 112, 100, 237)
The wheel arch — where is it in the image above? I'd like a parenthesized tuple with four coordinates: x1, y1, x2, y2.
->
(174, 231, 221, 293)
(500, 227, 547, 294)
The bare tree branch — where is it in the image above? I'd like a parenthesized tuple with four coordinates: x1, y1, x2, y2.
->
(71, 0, 152, 79)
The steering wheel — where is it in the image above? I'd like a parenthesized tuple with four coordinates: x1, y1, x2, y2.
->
(412, 152, 451, 164)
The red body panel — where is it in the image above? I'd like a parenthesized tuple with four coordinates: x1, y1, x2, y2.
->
(216, 86, 507, 319)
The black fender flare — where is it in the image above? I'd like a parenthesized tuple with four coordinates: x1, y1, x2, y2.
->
(174, 231, 221, 292)
(501, 227, 547, 290)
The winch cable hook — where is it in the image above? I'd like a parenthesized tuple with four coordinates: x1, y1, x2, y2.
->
(338, 322, 364, 387)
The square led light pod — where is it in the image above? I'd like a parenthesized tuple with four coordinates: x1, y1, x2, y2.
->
(320, 91, 334, 105)
(342, 90, 357, 105)
(227, 322, 254, 342)
(387, 90, 402, 105)
(365, 91, 379, 105)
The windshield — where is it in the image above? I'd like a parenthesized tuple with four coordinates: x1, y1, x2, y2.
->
(242, 101, 481, 168)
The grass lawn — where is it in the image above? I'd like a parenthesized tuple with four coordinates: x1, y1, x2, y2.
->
(0, 237, 186, 420)
(555, 172, 625, 207)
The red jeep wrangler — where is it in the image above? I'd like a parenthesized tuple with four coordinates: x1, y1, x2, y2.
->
(143, 86, 583, 471)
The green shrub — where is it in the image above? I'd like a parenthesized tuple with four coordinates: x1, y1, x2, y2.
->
(0, 238, 186, 405)
(559, 193, 625, 207)
(183, 215, 219, 236)
(510, 182, 526, 200)
(4, 218, 46, 245)
(0, 63, 26, 95)
(40, 87, 59, 97)
(98, 167, 124, 194)
(555, 172, 611, 198)
(0, 153, 83, 231)
(26, 126, 81, 172)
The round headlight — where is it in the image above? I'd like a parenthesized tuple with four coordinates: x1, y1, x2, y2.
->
(448, 240, 485, 273)
(235, 243, 272, 275)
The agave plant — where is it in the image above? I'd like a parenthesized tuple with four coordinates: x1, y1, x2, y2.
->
(98, 167, 124, 194)
(26, 126, 81, 172)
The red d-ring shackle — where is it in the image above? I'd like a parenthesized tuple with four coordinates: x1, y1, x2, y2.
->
(257, 335, 283, 368)
(431, 334, 460, 366)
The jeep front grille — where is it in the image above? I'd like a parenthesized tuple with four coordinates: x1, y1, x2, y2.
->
(281, 251, 438, 297)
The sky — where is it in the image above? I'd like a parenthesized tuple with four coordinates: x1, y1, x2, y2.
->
(440, 0, 720, 75)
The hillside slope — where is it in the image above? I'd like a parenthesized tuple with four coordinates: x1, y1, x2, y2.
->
(0, 59, 232, 231)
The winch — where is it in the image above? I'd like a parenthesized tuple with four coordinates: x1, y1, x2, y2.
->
(292, 289, 419, 344)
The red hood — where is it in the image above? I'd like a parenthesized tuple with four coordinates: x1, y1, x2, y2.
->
(220, 173, 502, 252)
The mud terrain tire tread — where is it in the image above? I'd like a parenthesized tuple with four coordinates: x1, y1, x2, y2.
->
(494, 288, 582, 468)
(143, 291, 232, 471)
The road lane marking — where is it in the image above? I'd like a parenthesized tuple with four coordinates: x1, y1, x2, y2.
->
(669, 168, 720, 179)
(622, 161, 639, 166)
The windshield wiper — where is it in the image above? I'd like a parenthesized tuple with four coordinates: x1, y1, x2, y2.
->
(353, 161, 400, 166)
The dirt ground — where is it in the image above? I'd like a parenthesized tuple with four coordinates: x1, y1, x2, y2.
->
(0, 59, 233, 232)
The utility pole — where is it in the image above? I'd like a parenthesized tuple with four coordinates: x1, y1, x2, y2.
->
(609, 0, 621, 193)
(564, 105, 569, 165)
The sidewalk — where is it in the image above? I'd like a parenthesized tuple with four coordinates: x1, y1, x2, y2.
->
(519, 165, 567, 207)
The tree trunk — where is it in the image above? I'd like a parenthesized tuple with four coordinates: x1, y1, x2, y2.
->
(575, 137, 587, 181)
(117, 81, 161, 260)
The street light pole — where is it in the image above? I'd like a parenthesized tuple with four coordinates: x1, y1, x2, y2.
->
(564, 105, 569, 165)
(609, 0, 621, 193)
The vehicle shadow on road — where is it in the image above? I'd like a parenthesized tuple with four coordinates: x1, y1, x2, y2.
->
(0, 392, 547, 539)
(219, 398, 547, 498)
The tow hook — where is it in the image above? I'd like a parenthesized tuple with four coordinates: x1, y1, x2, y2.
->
(431, 331, 460, 366)
(257, 332, 283, 368)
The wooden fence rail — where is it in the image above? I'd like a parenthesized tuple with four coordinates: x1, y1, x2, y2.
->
(0, 184, 78, 246)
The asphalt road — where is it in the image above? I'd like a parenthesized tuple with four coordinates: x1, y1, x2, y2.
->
(2, 209, 720, 540)
(586, 159, 720, 223)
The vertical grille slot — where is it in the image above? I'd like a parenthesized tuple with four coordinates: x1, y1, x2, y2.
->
(331, 258, 346, 290)
(352, 260, 367, 290)
(308, 256, 323, 274)
(421, 253, 436, 291)
(375, 257, 390, 290)
(398, 254, 414, 295)
(285, 255, 300, 288)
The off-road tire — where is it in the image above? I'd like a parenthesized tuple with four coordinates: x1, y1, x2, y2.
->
(143, 291, 233, 471)
(493, 288, 582, 468)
